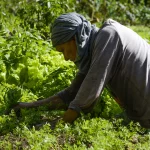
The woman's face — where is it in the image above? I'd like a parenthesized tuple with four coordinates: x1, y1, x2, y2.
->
(56, 38, 77, 62)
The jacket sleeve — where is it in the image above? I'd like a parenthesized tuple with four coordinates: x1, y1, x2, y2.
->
(57, 71, 86, 105)
(68, 25, 122, 112)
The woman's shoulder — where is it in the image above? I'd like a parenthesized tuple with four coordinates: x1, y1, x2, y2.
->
(97, 20, 120, 38)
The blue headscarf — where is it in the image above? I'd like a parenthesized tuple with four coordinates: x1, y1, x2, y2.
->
(51, 12, 99, 74)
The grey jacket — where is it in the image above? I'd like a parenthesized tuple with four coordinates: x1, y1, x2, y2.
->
(57, 19, 150, 123)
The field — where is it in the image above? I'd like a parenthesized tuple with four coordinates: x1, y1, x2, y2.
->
(0, 1, 150, 149)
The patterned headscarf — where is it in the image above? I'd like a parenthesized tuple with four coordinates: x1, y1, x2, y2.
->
(51, 12, 98, 73)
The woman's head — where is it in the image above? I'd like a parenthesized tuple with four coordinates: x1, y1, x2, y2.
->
(51, 12, 92, 63)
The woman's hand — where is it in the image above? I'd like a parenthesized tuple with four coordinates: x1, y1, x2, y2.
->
(63, 109, 79, 123)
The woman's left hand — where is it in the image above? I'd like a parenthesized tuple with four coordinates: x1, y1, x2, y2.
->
(63, 109, 79, 123)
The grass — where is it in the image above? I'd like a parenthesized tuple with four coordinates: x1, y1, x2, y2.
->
(129, 26, 150, 43)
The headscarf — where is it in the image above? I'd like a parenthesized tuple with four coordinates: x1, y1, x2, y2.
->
(51, 12, 99, 74)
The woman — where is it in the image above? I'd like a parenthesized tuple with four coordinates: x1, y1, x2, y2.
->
(13, 12, 150, 128)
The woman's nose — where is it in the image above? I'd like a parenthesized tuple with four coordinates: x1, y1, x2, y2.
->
(64, 54, 69, 61)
